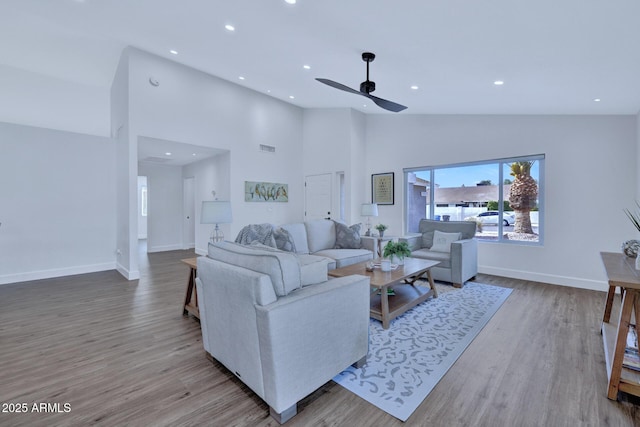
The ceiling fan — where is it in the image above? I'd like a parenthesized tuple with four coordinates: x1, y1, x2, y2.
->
(316, 52, 407, 113)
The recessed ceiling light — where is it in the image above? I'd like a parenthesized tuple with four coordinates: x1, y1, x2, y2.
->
(494, 80, 504, 86)
(225, 24, 235, 32)
(169, 50, 178, 55)
(411, 85, 419, 90)
(593, 98, 601, 102)
(289, 95, 295, 99)
(303, 65, 311, 70)
(267, 90, 271, 93)
(285, 0, 297, 4)
(239, 76, 245, 80)
(165, 152, 172, 156)
(192, 153, 197, 156)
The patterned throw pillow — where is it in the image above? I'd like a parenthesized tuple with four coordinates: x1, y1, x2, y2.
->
(429, 230, 461, 253)
(334, 222, 362, 249)
(273, 227, 297, 252)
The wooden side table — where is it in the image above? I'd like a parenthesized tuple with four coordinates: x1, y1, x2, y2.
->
(181, 257, 199, 319)
(600, 252, 640, 400)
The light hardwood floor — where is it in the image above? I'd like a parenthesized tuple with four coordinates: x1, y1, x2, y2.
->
(1, 248, 640, 426)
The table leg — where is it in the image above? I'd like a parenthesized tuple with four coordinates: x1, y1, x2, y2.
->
(608, 289, 637, 399)
(183, 267, 197, 317)
(381, 286, 390, 329)
(426, 270, 438, 298)
(603, 283, 616, 323)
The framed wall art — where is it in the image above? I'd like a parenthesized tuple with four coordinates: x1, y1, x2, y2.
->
(372, 172, 394, 205)
(245, 181, 288, 202)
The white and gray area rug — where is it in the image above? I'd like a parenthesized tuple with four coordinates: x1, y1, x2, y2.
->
(333, 281, 513, 421)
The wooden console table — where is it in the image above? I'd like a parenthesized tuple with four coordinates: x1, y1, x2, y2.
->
(181, 257, 199, 319)
(600, 251, 640, 400)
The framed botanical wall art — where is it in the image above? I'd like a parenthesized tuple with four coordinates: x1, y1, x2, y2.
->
(245, 181, 288, 202)
(372, 172, 394, 205)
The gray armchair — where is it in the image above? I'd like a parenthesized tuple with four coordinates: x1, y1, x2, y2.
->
(400, 219, 477, 288)
(196, 241, 370, 423)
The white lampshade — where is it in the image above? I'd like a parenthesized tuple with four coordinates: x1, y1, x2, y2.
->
(361, 203, 379, 217)
(201, 201, 232, 224)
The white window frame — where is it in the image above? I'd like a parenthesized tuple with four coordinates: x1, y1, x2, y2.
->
(404, 154, 545, 245)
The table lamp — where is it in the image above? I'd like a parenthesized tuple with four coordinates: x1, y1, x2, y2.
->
(361, 203, 379, 237)
(201, 201, 233, 243)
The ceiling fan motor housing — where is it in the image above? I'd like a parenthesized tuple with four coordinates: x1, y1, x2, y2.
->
(360, 80, 376, 93)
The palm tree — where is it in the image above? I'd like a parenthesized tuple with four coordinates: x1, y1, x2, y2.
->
(508, 161, 538, 234)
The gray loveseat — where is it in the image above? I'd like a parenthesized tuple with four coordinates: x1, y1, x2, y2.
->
(400, 219, 478, 288)
(196, 241, 370, 423)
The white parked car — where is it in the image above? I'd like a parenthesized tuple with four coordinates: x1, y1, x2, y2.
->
(473, 211, 515, 226)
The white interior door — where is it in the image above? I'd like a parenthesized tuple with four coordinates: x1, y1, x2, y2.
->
(183, 177, 195, 249)
(305, 173, 332, 221)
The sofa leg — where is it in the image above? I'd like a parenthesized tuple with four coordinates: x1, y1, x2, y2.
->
(270, 404, 297, 424)
(352, 355, 367, 369)
(453, 282, 463, 289)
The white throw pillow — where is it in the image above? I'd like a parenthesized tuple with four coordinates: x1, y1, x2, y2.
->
(430, 230, 461, 253)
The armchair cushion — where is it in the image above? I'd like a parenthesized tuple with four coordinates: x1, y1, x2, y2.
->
(334, 221, 362, 249)
(430, 230, 461, 253)
(411, 248, 452, 268)
(208, 241, 303, 296)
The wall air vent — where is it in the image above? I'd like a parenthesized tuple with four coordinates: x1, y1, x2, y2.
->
(259, 144, 276, 154)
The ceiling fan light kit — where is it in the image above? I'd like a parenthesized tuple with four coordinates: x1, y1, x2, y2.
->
(316, 52, 407, 113)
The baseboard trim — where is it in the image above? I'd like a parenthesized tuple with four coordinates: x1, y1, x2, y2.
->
(116, 263, 140, 281)
(0, 262, 116, 286)
(478, 265, 608, 292)
(147, 244, 184, 253)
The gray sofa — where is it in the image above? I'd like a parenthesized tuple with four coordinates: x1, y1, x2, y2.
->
(196, 241, 370, 423)
(236, 219, 376, 269)
(280, 219, 375, 269)
(400, 219, 478, 288)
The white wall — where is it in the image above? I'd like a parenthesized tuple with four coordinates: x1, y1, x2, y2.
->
(0, 64, 110, 137)
(0, 122, 116, 285)
(183, 153, 231, 255)
(119, 48, 304, 258)
(137, 162, 183, 252)
(303, 109, 368, 224)
(364, 114, 637, 291)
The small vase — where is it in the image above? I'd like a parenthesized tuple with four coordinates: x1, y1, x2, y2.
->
(379, 230, 384, 238)
(392, 255, 404, 265)
(622, 240, 640, 257)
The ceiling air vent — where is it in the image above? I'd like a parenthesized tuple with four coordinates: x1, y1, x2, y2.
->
(259, 144, 276, 154)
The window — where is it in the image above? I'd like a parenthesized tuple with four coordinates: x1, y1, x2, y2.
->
(405, 155, 544, 244)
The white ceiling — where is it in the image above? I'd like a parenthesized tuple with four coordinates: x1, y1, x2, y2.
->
(3, 0, 640, 115)
(138, 136, 225, 167)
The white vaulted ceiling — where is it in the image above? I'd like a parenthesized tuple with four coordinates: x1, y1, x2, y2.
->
(3, 0, 640, 120)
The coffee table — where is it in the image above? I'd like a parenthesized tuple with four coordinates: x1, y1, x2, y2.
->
(328, 257, 440, 329)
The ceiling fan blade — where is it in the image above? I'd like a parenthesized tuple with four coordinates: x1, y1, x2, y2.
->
(316, 78, 362, 95)
(366, 93, 408, 113)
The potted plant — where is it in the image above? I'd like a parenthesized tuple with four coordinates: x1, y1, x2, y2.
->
(375, 223, 388, 237)
(383, 241, 412, 265)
